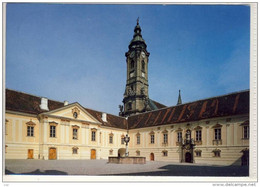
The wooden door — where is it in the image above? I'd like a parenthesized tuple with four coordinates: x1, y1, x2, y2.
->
(150, 153, 154, 161)
(49, 148, 57, 160)
(28, 149, 34, 159)
(185, 152, 192, 163)
(91, 149, 96, 160)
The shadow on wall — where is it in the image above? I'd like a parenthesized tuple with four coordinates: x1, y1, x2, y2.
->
(108, 164, 249, 176)
(5, 169, 68, 175)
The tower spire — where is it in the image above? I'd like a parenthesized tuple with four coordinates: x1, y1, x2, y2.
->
(177, 90, 182, 105)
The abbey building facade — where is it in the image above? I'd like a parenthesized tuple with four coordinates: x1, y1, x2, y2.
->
(5, 21, 249, 166)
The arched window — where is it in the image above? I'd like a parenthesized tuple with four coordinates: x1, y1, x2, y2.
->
(142, 61, 145, 71)
(130, 60, 135, 69)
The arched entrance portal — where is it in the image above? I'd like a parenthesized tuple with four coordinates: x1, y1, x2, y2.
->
(185, 152, 192, 163)
(150, 153, 154, 161)
(118, 148, 126, 157)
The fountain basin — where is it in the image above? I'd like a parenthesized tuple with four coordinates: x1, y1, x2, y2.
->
(108, 156, 146, 164)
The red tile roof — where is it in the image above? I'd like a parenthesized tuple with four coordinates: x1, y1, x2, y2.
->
(127, 90, 249, 129)
(6, 89, 249, 130)
(6, 89, 127, 129)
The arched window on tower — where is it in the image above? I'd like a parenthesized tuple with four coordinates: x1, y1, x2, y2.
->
(142, 61, 145, 72)
(131, 60, 135, 69)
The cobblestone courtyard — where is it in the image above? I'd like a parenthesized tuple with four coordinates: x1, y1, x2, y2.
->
(5, 159, 249, 176)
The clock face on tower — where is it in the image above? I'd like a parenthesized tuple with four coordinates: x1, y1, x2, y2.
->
(141, 51, 145, 58)
(130, 51, 135, 58)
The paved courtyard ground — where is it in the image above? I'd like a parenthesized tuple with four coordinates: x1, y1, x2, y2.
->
(5, 159, 249, 176)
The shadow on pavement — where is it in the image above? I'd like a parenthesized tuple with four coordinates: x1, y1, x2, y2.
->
(5, 169, 68, 175)
(107, 164, 249, 176)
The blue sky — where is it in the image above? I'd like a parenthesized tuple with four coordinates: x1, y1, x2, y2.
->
(6, 4, 250, 115)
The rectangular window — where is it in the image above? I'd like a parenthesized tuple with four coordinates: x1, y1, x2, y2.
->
(214, 129, 221, 140)
(177, 132, 182, 142)
(121, 137, 125, 145)
(109, 135, 113, 144)
(195, 151, 201, 157)
(72, 148, 78, 154)
(27, 126, 34, 137)
(243, 126, 249, 139)
(50, 126, 56, 137)
(73, 129, 78, 140)
(150, 134, 155, 144)
(214, 151, 221, 157)
(196, 130, 202, 141)
(91, 131, 96, 141)
(163, 134, 168, 144)
(163, 151, 168, 157)
(137, 135, 140, 144)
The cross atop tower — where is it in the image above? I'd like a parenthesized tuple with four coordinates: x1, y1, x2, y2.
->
(137, 17, 139, 25)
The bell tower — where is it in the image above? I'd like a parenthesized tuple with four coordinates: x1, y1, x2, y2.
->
(120, 18, 150, 116)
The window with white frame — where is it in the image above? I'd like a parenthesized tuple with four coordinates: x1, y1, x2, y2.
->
(177, 132, 182, 142)
(150, 134, 155, 144)
(91, 130, 96, 141)
(214, 128, 221, 140)
(109, 134, 113, 144)
(136, 133, 140, 144)
(27, 126, 34, 137)
(196, 130, 202, 141)
(50, 125, 56, 137)
(163, 133, 168, 144)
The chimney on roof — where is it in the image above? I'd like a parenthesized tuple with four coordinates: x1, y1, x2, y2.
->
(64, 101, 69, 106)
(102, 113, 107, 122)
(40, 97, 49, 111)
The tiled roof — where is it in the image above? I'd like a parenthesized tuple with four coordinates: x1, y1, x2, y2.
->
(6, 89, 249, 130)
(127, 90, 249, 129)
(6, 89, 64, 115)
(84, 108, 127, 129)
(6, 89, 127, 129)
